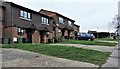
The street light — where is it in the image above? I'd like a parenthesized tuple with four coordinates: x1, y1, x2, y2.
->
(97, 26, 99, 38)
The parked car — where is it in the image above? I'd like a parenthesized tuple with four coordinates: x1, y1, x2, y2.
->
(76, 33, 95, 41)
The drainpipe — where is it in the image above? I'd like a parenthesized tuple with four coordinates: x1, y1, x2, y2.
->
(68, 30, 70, 39)
(11, 3, 13, 44)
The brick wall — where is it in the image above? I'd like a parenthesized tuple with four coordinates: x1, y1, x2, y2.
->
(64, 30, 68, 36)
(12, 27, 27, 38)
(49, 32, 53, 39)
(43, 34, 47, 43)
(74, 25, 79, 32)
(32, 30, 40, 44)
(0, 7, 4, 43)
(4, 26, 27, 43)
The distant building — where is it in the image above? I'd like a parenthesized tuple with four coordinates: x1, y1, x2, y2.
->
(88, 30, 111, 38)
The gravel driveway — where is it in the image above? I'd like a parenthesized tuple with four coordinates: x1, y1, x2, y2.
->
(1, 48, 98, 67)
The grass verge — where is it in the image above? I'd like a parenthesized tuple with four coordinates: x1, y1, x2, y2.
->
(96, 38, 117, 41)
(62, 40, 117, 46)
(2, 44, 111, 66)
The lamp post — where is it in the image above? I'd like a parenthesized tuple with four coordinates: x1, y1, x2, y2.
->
(97, 26, 99, 38)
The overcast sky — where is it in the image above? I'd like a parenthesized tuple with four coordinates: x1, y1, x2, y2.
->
(3, 0, 119, 32)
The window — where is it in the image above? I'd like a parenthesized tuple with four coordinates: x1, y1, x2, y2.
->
(59, 17, 64, 23)
(41, 17, 49, 24)
(20, 10, 24, 17)
(20, 10, 32, 20)
(58, 29, 61, 32)
(68, 21, 72, 26)
(18, 28, 24, 35)
(27, 13, 31, 19)
(24, 11, 27, 19)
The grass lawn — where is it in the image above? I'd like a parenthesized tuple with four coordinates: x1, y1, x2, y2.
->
(96, 38, 117, 41)
(62, 40, 117, 46)
(2, 44, 111, 66)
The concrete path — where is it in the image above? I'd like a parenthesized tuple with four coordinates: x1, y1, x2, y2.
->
(1, 48, 98, 67)
(102, 42, 120, 68)
(49, 44, 115, 52)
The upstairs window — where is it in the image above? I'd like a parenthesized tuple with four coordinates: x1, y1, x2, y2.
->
(20, 10, 24, 17)
(41, 17, 49, 25)
(20, 10, 32, 20)
(24, 11, 27, 19)
(18, 27, 24, 35)
(68, 21, 72, 26)
(59, 17, 64, 23)
(27, 13, 31, 19)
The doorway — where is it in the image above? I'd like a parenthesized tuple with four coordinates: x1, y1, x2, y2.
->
(26, 29, 33, 43)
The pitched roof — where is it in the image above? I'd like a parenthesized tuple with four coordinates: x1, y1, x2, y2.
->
(40, 9, 75, 22)
(26, 24, 37, 29)
(74, 24, 80, 27)
(4, 1, 53, 19)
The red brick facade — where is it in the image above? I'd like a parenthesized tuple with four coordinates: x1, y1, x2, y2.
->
(40, 9, 77, 40)
(74, 24, 80, 32)
(3, 26, 50, 44)
(0, 2, 80, 44)
(32, 30, 40, 44)
(0, 7, 4, 43)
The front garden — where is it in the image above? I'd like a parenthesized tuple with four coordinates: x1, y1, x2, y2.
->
(1, 44, 111, 67)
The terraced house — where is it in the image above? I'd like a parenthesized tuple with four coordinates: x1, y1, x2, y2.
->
(0, 1, 53, 44)
(0, 1, 80, 44)
(40, 9, 76, 42)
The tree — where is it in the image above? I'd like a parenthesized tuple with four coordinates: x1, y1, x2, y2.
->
(112, 15, 119, 29)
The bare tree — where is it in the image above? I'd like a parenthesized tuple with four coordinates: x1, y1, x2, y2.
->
(112, 15, 119, 29)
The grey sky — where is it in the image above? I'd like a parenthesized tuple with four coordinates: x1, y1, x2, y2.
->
(4, 0, 119, 32)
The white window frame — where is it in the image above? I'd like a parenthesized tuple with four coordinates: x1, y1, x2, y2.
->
(59, 17, 64, 23)
(68, 21, 72, 26)
(27, 13, 31, 19)
(58, 29, 61, 32)
(20, 10, 24, 17)
(20, 10, 32, 20)
(24, 11, 27, 19)
(18, 28, 24, 35)
(18, 28, 24, 33)
(41, 17, 49, 25)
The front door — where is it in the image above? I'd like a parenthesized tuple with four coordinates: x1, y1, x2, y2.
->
(40, 31, 45, 43)
(26, 29, 32, 43)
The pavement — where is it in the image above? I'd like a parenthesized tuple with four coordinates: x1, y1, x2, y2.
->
(1, 48, 98, 67)
(49, 44, 115, 52)
(101, 41, 120, 69)
(0, 44, 2, 69)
